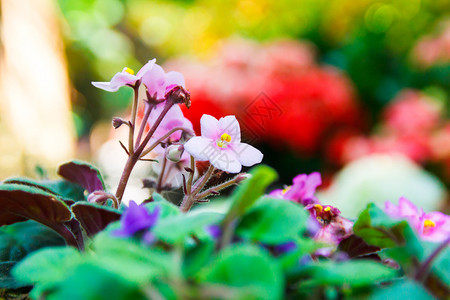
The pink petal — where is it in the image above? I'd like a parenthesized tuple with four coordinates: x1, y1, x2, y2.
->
(165, 71, 185, 90)
(398, 197, 419, 217)
(92, 72, 137, 92)
(141, 64, 166, 99)
(184, 136, 214, 161)
(136, 59, 156, 78)
(218, 116, 241, 142)
(200, 114, 220, 139)
(233, 143, 263, 166)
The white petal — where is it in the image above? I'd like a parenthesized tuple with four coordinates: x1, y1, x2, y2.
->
(200, 114, 220, 139)
(92, 81, 118, 92)
(136, 59, 156, 78)
(165, 71, 185, 88)
(233, 143, 263, 167)
(209, 149, 242, 173)
(184, 136, 215, 161)
(218, 115, 241, 142)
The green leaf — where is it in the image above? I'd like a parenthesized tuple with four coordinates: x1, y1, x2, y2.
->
(223, 165, 277, 225)
(71, 202, 121, 237)
(153, 212, 223, 244)
(58, 160, 106, 193)
(199, 244, 283, 300)
(12, 247, 81, 286)
(370, 279, 435, 300)
(0, 221, 65, 289)
(299, 260, 398, 287)
(236, 197, 308, 244)
(182, 241, 215, 278)
(144, 199, 180, 219)
(45, 263, 146, 300)
(353, 203, 408, 248)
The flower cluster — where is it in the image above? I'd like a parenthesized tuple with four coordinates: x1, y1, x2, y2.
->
(384, 197, 450, 242)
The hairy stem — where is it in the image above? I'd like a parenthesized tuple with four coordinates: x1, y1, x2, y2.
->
(180, 165, 215, 213)
(135, 102, 153, 149)
(156, 157, 167, 193)
(186, 155, 195, 194)
(414, 236, 450, 282)
(195, 175, 240, 200)
(140, 126, 193, 158)
(116, 100, 175, 202)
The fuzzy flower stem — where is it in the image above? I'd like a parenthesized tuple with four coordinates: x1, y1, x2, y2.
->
(180, 165, 215, 213)
(139, 126, 193, 159)
(414, 236, 450, 282)
(156, 157, 168, 193)
(135, 102, 153, 149)
(116, 100, 176, 202)
(186, 155, 195, 194)
(195, 174, 241, 200)
(128, 84, 140, 155)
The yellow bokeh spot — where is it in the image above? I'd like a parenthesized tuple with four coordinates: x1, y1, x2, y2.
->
(423, 219, 436, 228)
(324, 207, 331, 212)
(124, 67, 135, 75)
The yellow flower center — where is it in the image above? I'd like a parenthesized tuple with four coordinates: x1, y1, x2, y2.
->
(423, 219, 435, 228)
(282, 186, 291, 195)
(314, 204, 323, 212)
(124, 67, 135, 75)
(217, 133, 231, 148)
(324, 206, 331, 212)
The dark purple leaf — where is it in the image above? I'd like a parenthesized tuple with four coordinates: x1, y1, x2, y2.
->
(338, 234, 381, 259)
(58, 160, 105, 194)
(71, 202, 121, 237)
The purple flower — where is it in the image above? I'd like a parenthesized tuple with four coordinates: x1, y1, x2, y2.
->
(205, 225, 222, 240)
(274, 241, 297, 254)
(269, 172, 321, 205)
(384, 197, 450, 242)
(184, 115, 263, 173)
(92, 59, 156, 92)
(112, 201, 160, 237)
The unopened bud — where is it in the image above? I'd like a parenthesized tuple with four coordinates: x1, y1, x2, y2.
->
(112, 117, 126, 129)
(166, 86, 191, 108)
(165, 144, 184, 163)
(87, 191, 117, 208)
(235, 173, 251, 184)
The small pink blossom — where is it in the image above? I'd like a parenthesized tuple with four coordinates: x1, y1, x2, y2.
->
(148, 104, 193, 145)
(306, 203, 353, 246)
(184, 114, 263, 173)
(384, 197, 450, 242)
(92, 59, 156, 92)
(269, 172, 321, 205)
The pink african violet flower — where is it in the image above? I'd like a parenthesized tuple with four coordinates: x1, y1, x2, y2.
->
(269, 172, 321, 205)
(306, 203, 353, 246)
(92, 59, 185, 98)
(141, 63, 185, 99)
(148, 104, 193, 144)
(384, 197, 450, 242)
(184, 114, 263, 173)
(92, 59, 156, 92)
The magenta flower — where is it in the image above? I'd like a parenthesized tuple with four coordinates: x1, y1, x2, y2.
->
(184, 114, 263, 173)
(112, 201, 160, 238)
(306, 203, 353, 246)
(92, 59, 156, 92)
(384, 197, 450, 242)
(269, 172, 321, 205)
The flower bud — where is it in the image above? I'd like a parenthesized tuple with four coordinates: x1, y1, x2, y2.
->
(87, 191, 118, 208)
(166, 86, 191, 108)
(112, 117, 127, 129)
(235, 173, 251, 184)
(165, 144, 184, 163)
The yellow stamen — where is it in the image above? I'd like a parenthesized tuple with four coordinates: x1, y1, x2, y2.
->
(282, 186, 291, 195)
(324, 206, 331, 212)
(124, 67, 135, 75)
(217, 133, 232, 148)
(423, 219, 435, 228)
(314, 204, 323, 212)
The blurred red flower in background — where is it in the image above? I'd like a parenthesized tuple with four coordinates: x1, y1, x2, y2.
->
(166, 39, 364, 156)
